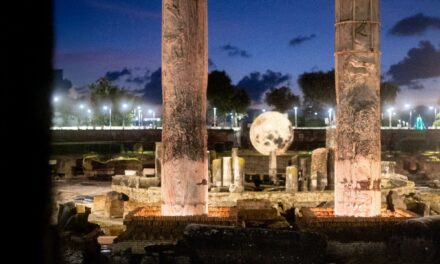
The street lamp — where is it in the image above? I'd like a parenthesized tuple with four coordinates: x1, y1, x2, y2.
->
(405, 104, 412, 129)
(137, 106, 142, 128)
(87, 109, 92, 127)
(103, 105, 112, 128)
(213, 107, 217, 127)
(148, 109, 156, 128)
(387, 107, 393, 128)
(328, 108, 333, 126)
(262, 109, 266, 113)
(429, 106, 437, 129)
(294, 106, 298, 127)
(122, 103, 129, 129)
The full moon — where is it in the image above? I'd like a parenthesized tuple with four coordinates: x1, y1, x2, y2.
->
(250, 111, 294, 155)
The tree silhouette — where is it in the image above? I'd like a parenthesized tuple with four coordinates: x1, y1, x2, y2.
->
(264, 86, 300, 113)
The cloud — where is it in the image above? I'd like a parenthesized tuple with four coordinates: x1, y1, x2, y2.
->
(237, 70, 291, 101)
(289, 34, 316, 46)
(389, 13, 440, 36)
(387, 41, 440, 89)
(87, 0, 160, 20)
(220, 44, 252, 58)
(105, 68, 131, 81)
(142, 67, 162, 104)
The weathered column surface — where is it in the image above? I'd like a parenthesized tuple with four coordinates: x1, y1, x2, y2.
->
(222, 157, 232, 187)
(286, 166, 298, 193)
(269, 151, 277, 185)
(335, 0, 381, 216)
(161, 0, 208, 215)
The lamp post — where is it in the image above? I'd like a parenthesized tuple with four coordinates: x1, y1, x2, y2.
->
(103, 105, 112, 128)
(213, 107, 217, 127)
(387, 107, 393, 128)
(87, 109, 92, 127)
(78, 104, 85, 128)
(328, 108, 333, 126)
(122, 103, 128, 129)
(429, 106, 437, 129)
(294, 106, 298, 127)
(137, 106, 142, 128)
(405, 104, 412, 129)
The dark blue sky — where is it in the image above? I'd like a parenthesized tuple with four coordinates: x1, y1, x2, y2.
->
(54, 0, 440, 107)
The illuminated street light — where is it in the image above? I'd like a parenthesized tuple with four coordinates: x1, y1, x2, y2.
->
(294, 106, 298, 127)
(429, 106, 437, 129)
(137, 106, 142, 127)
(213, 107, 217, 127)
(53, 96, 60, 103)
(262, 109, 266, 113)
(387, 107, 394, 128)
(328, 108, 333, 126)
(121, 103, 129, 129)
(103, 105, 112, 128)
(87, 109, 92, 127)
(404, 104, 412, 129)
(148, 109, 156, 128)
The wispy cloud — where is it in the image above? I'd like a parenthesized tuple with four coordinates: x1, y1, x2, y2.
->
(389, 13, 440, 36)
(87, 0, 160, 20)
(220, 44, 252, 58)
(289, 34, 316, 47)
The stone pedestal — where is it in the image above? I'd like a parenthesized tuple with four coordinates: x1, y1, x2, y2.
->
(269, 151, 277, 185)
(335, 0, 381, 216)
(212, 158, 222, 187)
(311, 148, 329, 191)
(299, 157, 309, 191)
(230, 148, 244, 192)
(286, 166, 298, 192)
(222, 157, 232, 187)
(161, 0, 208, 215)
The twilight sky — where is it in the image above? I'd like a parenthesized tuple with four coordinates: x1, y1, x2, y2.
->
(54, 0, 440, 108)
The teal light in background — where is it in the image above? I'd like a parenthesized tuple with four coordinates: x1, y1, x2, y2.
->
(415, 115, 426, 130)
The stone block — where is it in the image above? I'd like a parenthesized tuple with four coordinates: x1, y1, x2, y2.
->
(236, 199, 271, 210)
(311, 148, 328, 191)
(104, 191, 124, 218)
(93, 195, 106, 212)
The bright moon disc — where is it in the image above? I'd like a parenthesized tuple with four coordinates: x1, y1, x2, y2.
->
(250, 111, 294, 155)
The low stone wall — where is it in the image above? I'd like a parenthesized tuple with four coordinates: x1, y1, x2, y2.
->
(112, 184, 334, 209)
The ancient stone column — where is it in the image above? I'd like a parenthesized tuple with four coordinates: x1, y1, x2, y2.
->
(212, 158, 222, 188)
(155, 142, 162, 180)
(299, 157, 309, 191)
(269, 150, 278, 185)
(326, 127, 336, 190)
(230, 148, 244, 192)
(222, 157, 232, 187)
(311, 148, 329, 191)
(335, 0, 381, 217)
(285, 166, 298, 192)
(162, 0, 208, 215)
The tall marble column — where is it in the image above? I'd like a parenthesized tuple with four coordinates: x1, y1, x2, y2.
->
(161, 0, 208, 215)
(335, 0, 381, 217)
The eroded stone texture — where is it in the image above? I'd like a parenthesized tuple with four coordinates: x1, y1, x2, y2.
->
(212, 158, 222, 187)
(230, 148, 244, 193)
(311, 148, 329, 191)
(154, 142, 162, 180)
(326, 127, 336, 190)
(299, 157, 309, 191)
(269, 150, 278, 185)
(286, 166, 298, 192)
(222, 157, 232, 187)
(335, 0, 381, 216)
(161, 0, 208, 215)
